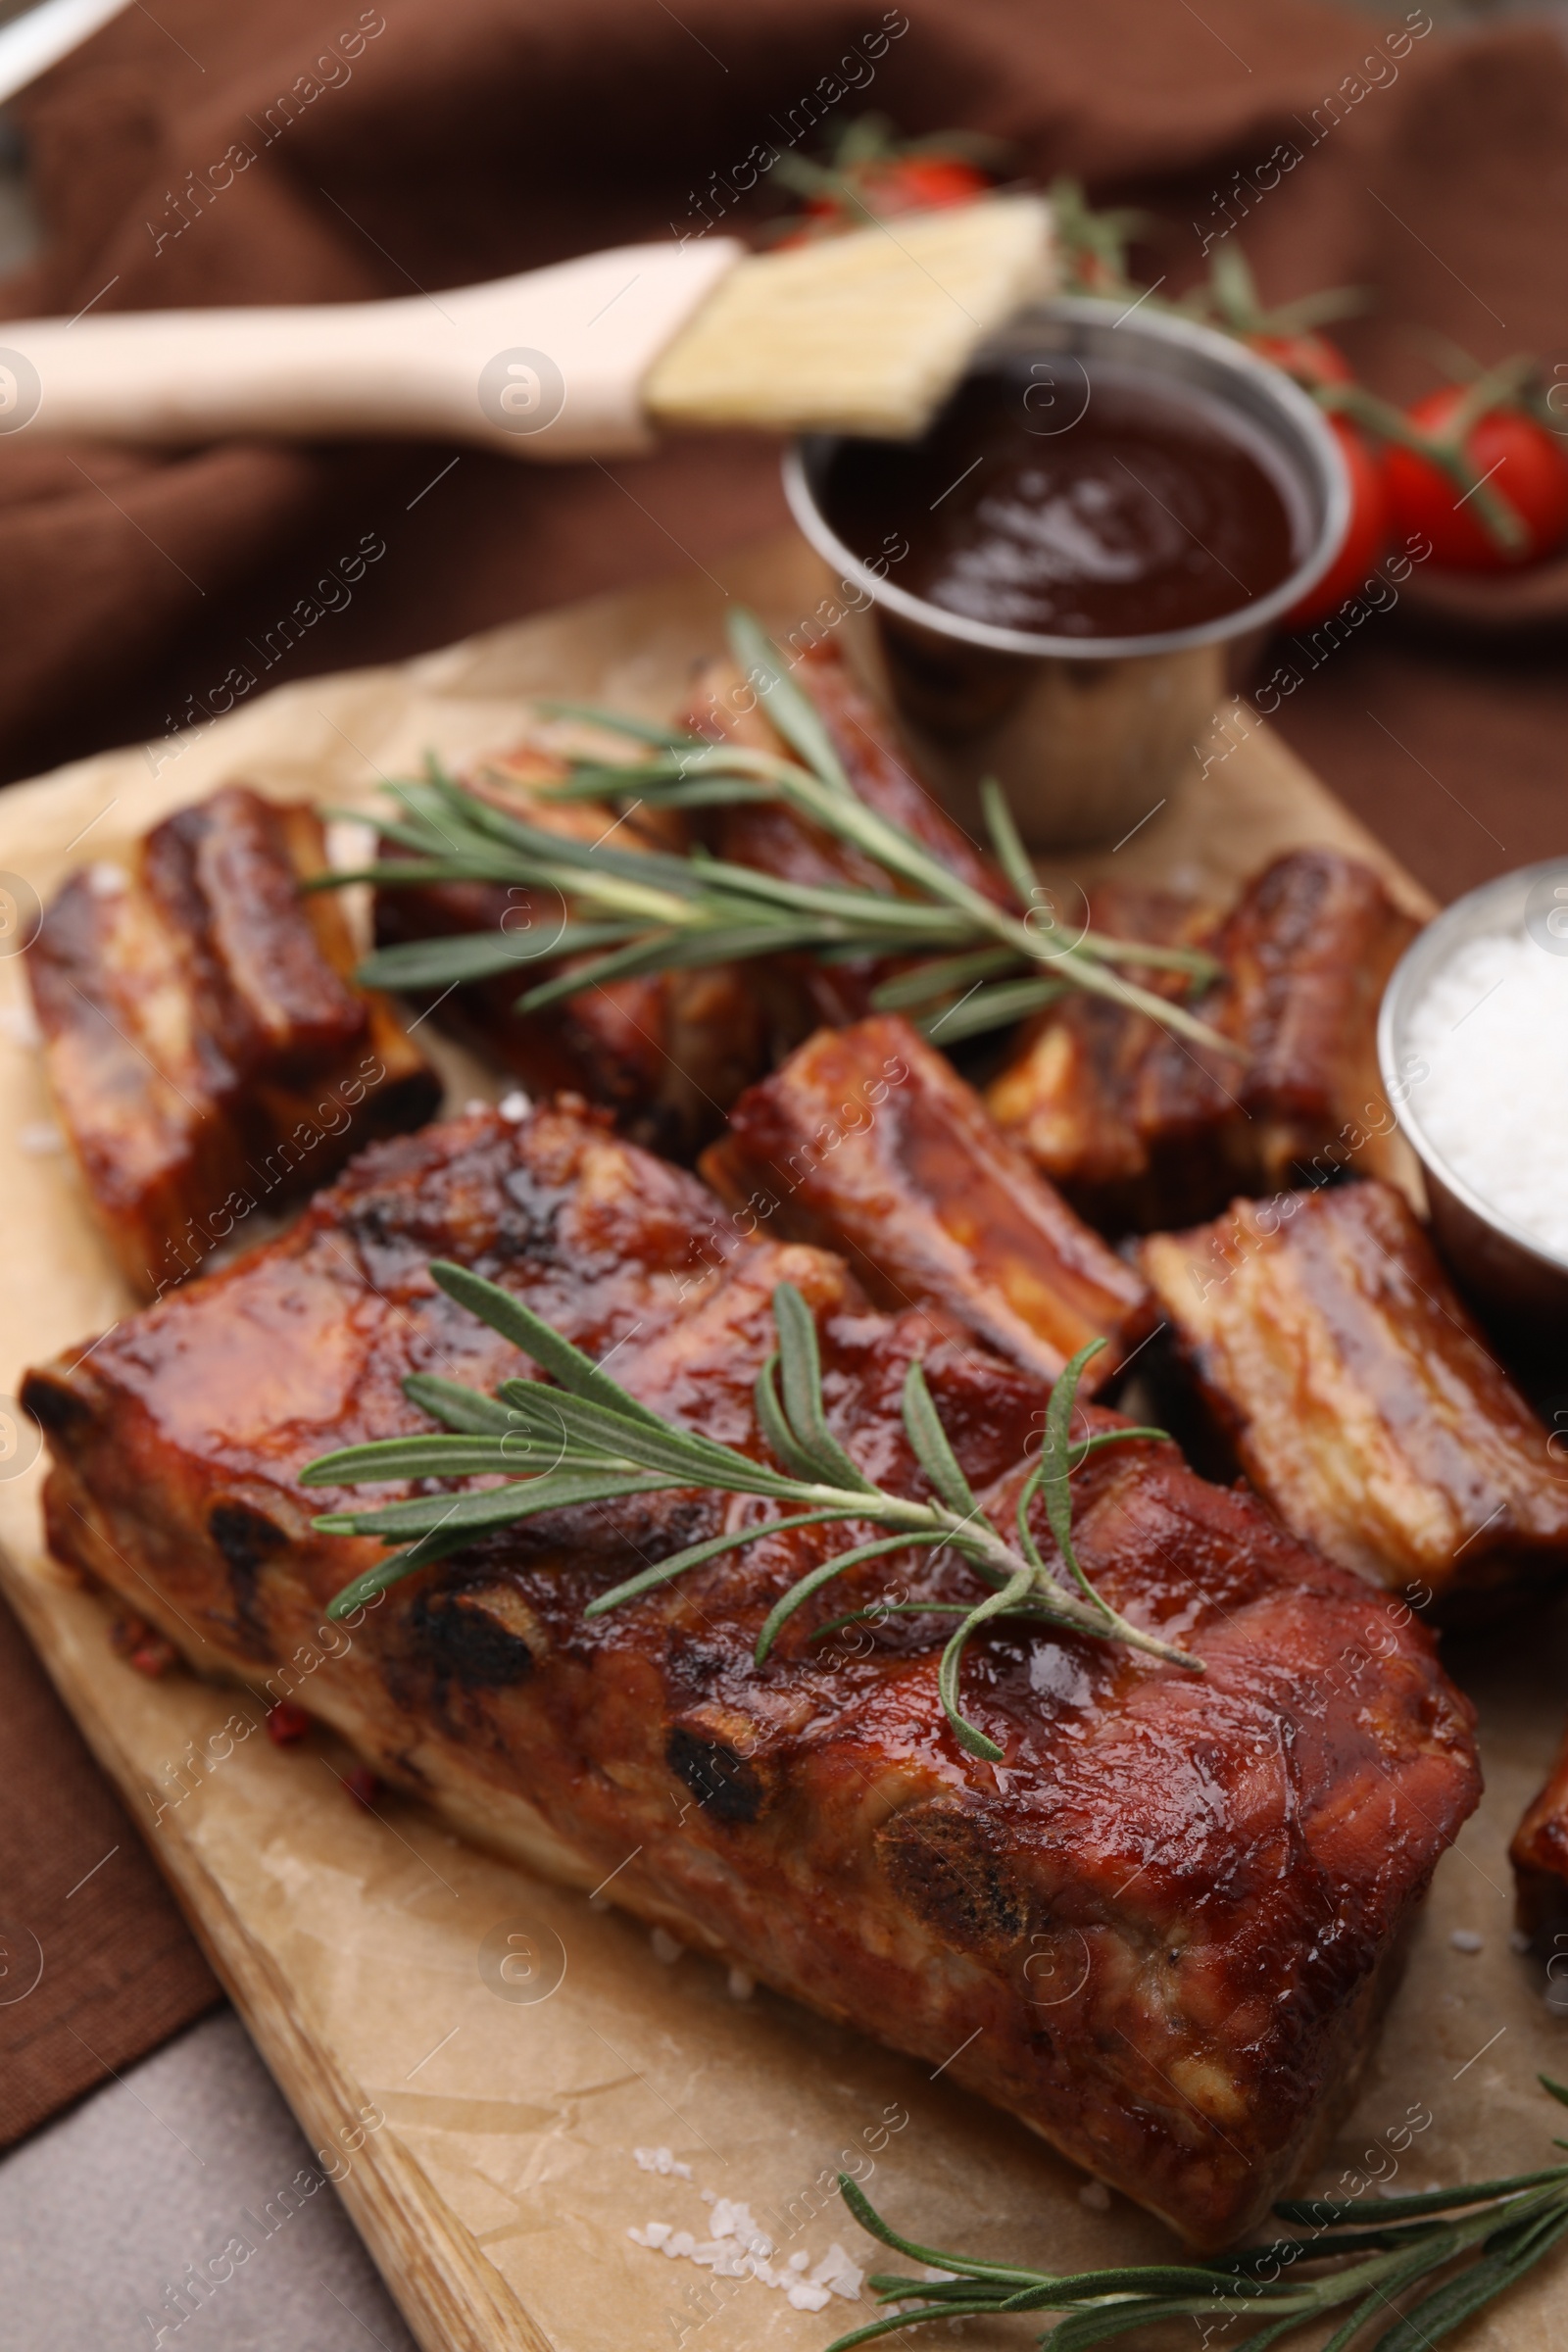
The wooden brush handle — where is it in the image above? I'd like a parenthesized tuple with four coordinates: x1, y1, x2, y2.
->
(0, 238, 742, 459)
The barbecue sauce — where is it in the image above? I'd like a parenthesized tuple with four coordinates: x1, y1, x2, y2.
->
(826, 363, 1301, 640)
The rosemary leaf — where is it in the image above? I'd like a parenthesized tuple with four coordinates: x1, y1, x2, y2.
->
(773, 1280, 877, 1494)
(979, 774, 1041, 912)
(358, 925, 640, 990)
(726, 608, 853, 795)
(869, 947, 1025, 1011)
(428, 1261, 672, 1434)
(1273, 2166, 1568, 2227)
(750, 1349, 828, 1488)
(491, 1374, 804, 1496)
(583, 1509, 859, 1619)
(919, 975, 1070, 1044)
(1041, 1339, 1109, 1612)
(300, 1434, 591, 1483)
(808, 1599, 972, 1641)
(835, 2174, 1049, 2284)
(312, 1271, 1202, 1735)
(532, 697, 705, 750)
(814, 2306, 1006, 2350)
(317, 611, 1240, 1058)
(937, 1570, 1034, 1760)
(1366, 2210, 1568, 2352)
(754, 1532, 948, 1665)
(321, 1469, 671, 1548)
(900, 1359, 979, 1519)
(819, 2122, 1568, 2352)
(400, 1374, 537, 1437)
(515, 919, 825, 1013)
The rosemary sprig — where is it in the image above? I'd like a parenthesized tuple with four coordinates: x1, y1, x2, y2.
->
(821, 2078, 1568, 2352)
(312, 610, 1232, 1055)
(300, 1266, 1200, 1757)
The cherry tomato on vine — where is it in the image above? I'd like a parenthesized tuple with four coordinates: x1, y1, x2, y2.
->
(775, 153, 994, 242)
(862, 156, 992, 213)
(1383, 387, 1568, 569)
(1244, 329, 1355, 391)
(1281, 416, 1391, 625)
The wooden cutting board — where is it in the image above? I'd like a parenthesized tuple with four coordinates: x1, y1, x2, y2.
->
(0, 529, 1561, 2352)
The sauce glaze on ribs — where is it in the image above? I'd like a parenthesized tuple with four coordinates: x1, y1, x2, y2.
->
(987, 852, 1418, 1233)
(701, 1014, 1154, 1392)
(26, 785, 438, 1297)
(375, 643, 1011, 1151)
(1140, 1180, 1568, 1616)
(1510, 1721, 1568, 1950)
(370, 747, 771, 1160)
(24, 1105, 1480, 2250)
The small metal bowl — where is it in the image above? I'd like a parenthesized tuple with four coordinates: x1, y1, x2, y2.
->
(1378, 858, 1568, 1330)
(784, 296, 1348, 849)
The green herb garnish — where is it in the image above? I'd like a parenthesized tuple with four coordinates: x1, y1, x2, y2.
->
(313, 610, 1229, 1054)
(821, 2081, 1568, 2350)
(301, 1268, 1199, 1757)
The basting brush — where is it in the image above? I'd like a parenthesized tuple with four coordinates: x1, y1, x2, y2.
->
(0, 197, 1053, 459)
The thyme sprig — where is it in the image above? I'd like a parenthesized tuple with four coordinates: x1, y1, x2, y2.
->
(313, 610, 1231, 1054)
(301, 1266, 1200, 1757)
(822, 2079, 1568, 2351)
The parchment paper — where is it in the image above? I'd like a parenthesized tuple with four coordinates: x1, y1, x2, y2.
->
(0, 530, 1561, 2352)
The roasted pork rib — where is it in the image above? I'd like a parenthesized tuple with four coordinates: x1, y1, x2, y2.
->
(372, 641, 1007, 1147)
(1510, 1724, 1568, 1948)
(371, 746, 772, 1159)
(987, 852, 1418, 1233)
(684, 640, 1008, 1031)
(1140, 1180, 1568, 1614)
(25, 1102, 1479, 2249)
(26, 786, 438, 1297)
(700, 1014, 1153, 1392)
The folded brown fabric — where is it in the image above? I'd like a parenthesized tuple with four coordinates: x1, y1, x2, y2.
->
(0, 1589, 219, 2147)
(0, 0, 1562, 888)
(4, 0, 1566, 2138)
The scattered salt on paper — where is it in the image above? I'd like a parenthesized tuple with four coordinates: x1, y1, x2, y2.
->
(811, 2244, 864, 2300)
(85, 861, 126, 898)
(18, 1120, 65, 1155)
(1404, 927, 1568, 1259)
(0, 1003, 39, 1049)
(634, 2146, 692, 2179)
(1449, 1929, 1484, 1955)
(626, 2191, 861, 2308)
(498, 1090, 531, 1123)
(651, 1927, 683, 1964)
(726, 1965, 755, 2001)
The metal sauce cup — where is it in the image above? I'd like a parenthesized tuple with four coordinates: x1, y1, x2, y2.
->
(784, 296, 1348, 850)
(1378, 858, 1568, 1332)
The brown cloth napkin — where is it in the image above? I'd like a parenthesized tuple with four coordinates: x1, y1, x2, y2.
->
(0, 1592, 219, 2143)
(4, 0, 1567, 2145)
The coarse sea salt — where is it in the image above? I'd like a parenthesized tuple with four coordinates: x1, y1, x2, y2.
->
(625, 2178, 863, 2311)
(1402, 927, 1568, 1260)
